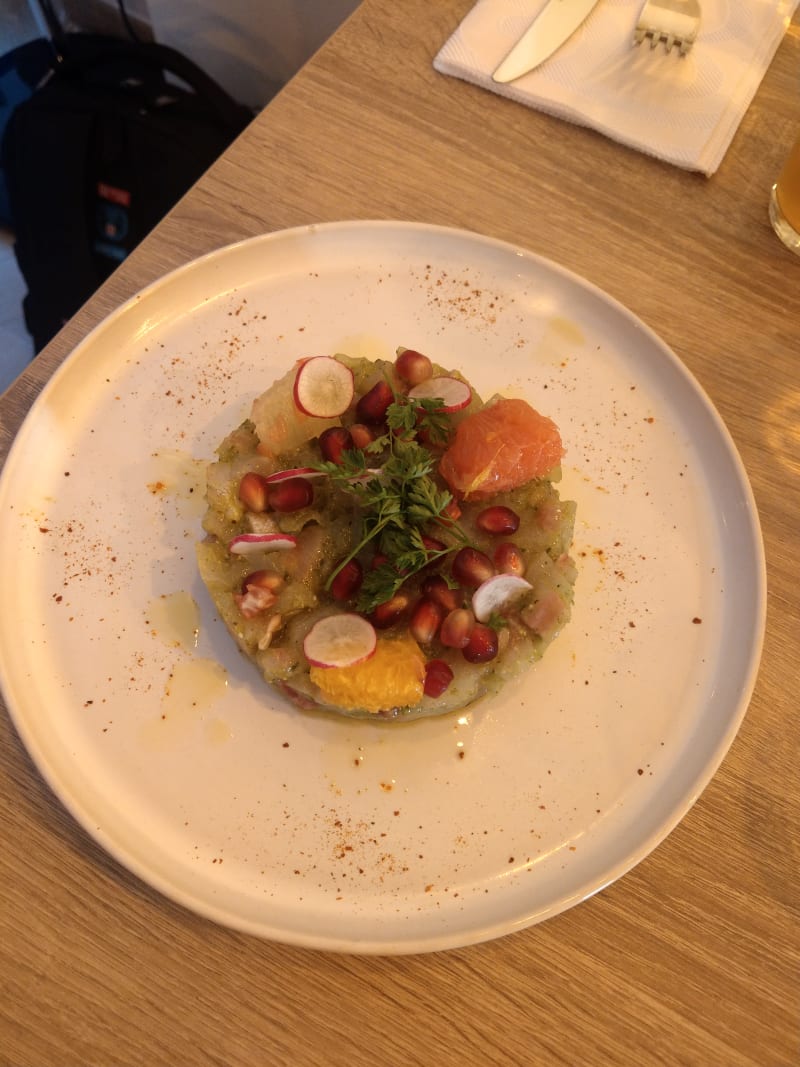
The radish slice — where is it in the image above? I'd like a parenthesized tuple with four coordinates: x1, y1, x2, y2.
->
(347, 467, 383, 482)
(264, 465, 380, 487)
(228, 533, 298, 555)
(408, 376, 471, 412)
(303, 613, 377, 669)
(293, 356, 354, 418)
(472, 573, 532, 622)
(264, 467, 326, 484)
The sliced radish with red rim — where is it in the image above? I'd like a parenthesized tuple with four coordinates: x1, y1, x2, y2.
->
(471, 573, 532, 622)
(408, 376, 471, 412)
(303, 613, 377, 668)
(228, 533, 298, 555)
(293, 356, 354, 418)
(264, 466, 326, 483)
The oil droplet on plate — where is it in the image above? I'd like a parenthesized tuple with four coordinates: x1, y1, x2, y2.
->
(537, 316, 586, 366)
(331, 333, 393, 362)
(205, 717, 233, 747)
(147, 591, 200, 650)
(322, 710, 477, 790)
(149, 449, 207, 518)
(139, 658, 228, 751)
(548, 316, 585, 346)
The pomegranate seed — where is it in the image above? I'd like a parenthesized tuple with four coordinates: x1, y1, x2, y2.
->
(356, 380, 394, 424)
(439, 608, 475, 649)
(494, 542, 525, 577)
(330, 559, 363, 601)
(476, 505, 520, 536)
(395, 348, 433, 386)
(420, 535, 447, 568)
(349, 423, 375, 449)
(421, 535, 446, 554)
(451, 547, 495, 589)
(462, 623, 499, 664)
(241, 569, 284, 594)
(440, 498, 462, 523)
(267, 477, 314, 513)
(417, 424, 449, 451)
(409, 597, 444, 644)
(238, 471, 270, 512)
(371, 592, 411, 629)
(424, 659, 454, 698)
(421, 574, 462, 613)
(319, 426, 353, 465)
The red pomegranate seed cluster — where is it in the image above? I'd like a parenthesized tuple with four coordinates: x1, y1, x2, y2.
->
(238, 471, 314, 514)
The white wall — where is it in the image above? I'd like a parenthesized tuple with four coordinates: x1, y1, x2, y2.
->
(45, 0, 360, 110)
(147, 0, 361, 109)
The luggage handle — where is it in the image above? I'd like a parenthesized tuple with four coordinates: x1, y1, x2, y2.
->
(54, 37, 254, 130)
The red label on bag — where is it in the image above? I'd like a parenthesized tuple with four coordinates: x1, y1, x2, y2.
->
(97, 182, 131, 207)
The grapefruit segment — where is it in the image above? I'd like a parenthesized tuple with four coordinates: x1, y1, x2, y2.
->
(438, 397, 563, 499)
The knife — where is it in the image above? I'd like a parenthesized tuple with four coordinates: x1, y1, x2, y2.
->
(492, 0, 600, 83)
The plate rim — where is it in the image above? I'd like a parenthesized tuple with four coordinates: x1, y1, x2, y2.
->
(0, 220, 767, 954)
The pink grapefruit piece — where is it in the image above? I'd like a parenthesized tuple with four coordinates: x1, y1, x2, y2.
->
(438, 397, 564, 500)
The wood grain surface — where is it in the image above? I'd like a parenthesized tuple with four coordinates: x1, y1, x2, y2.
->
(1, 2, 798, 1064)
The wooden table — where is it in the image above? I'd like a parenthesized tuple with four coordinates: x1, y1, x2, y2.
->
(2, 2, 798, 1064)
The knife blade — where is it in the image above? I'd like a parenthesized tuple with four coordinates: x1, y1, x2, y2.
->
(492, 0, 600, 83)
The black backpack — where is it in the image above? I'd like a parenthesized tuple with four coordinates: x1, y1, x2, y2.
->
(1, 34, 255, 352)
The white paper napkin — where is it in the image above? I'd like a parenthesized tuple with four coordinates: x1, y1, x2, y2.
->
(434, 0, 799, 175)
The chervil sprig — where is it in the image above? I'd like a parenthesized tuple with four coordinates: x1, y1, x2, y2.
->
(312, 389, 470, 605)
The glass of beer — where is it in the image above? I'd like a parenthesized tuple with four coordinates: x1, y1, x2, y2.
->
(770, 134, 800, 255)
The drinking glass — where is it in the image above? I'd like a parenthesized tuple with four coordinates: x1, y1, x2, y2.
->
(770, 134, 800, 255)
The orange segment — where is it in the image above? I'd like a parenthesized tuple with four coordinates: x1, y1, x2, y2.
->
(438, 397, 563, 499)
(309, 634, 425, 713)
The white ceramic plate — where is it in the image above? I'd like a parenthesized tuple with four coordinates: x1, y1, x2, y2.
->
(0, 222, 765, 954)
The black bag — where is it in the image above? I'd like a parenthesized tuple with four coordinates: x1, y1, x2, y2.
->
(0, 37, 55, 226)
(1, 34, 254, 352)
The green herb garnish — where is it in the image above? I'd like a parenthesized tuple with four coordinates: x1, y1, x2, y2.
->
(315, 392, 469, 612)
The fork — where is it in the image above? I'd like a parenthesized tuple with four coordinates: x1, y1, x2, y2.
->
(633, 0, 701, 55)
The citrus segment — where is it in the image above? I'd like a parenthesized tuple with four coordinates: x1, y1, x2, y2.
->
(438, 397, 563, 499)
(309, 634, 425, 713)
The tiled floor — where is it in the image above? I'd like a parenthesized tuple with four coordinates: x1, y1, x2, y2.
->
(0, 227, 33, 393)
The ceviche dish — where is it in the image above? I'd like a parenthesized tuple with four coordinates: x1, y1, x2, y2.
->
(196, 348, 577, 721)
